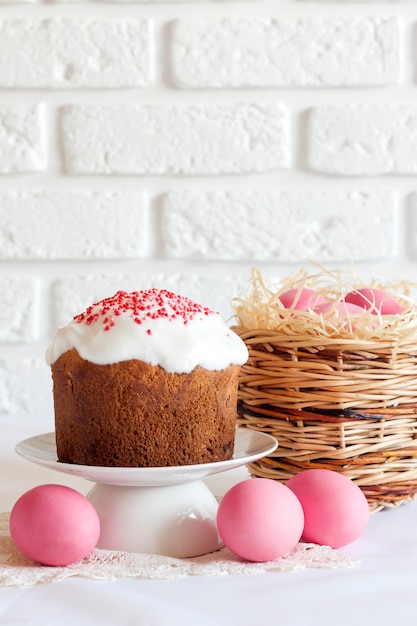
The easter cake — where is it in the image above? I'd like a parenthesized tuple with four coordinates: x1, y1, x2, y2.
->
(46, 289, 248, 467)
(232, 267, 417, 512)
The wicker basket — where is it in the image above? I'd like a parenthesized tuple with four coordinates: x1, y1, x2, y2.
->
(233, 327, 417, 513)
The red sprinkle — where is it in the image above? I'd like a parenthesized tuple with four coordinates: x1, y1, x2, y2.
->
(73, 289, 217, 332)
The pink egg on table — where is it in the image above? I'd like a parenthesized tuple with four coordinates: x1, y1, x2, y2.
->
(217, 478, 304, 562)
(278, 288, 327, 311)
(286, 469, 369, 548)
(10, 484, 100, 566)
(344, 288, 403, 315)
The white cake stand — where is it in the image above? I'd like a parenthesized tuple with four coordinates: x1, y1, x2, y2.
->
(15, 428, 278, 559)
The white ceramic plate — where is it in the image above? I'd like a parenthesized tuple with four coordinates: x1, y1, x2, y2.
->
(15, 428, 278, 487)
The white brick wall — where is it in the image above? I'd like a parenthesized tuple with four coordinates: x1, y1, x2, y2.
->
(0, 190, 147, 259)
(170, 17, 401, 87)
(0, 18, 151, 87)
(0, 105, 46, 173)
(0, 276, 38, 343)
(60, 103, 290, 174)
(1, 0, 417, 424)
(161, 190, 397, 262)
(308, 105, 417, 174)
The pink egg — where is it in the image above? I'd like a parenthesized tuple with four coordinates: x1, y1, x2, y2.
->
(217, 478, 304, 562)
(286, 470, 369, 548)
(344, 288, 403, 315)
(278, 288, 327, 311)
(313, 300, 371, 331)
(313, 300, 365, 318)
(10, 484, 100, 566)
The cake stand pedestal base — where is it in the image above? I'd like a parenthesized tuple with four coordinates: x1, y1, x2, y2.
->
(87, 480, 222, 558)
(15, 429, 278, 558)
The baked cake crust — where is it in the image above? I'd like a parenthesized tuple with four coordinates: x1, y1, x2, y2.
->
(52, 348, 240, 467)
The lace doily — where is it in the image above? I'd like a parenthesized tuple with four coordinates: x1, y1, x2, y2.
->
(0, 512, 358, 587)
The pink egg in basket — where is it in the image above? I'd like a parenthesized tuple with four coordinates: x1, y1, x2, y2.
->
(344, 288, 403, 315)
(286, 469, 369, 548)
(278, 288, 327, 311)
(313, 300, 365, 318)
(10, 484, 100, 566)
(217, 478, 304, 562)
(313, 300, 372, 331)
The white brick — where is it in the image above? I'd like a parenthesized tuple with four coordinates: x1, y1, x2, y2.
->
(302, 0, 416, 3)
(52, 0, 258, 2)
(408, 193, 417, 257)
(52, 273, 243, 328)
(0, 276, 38, 342)
(0, 18, 150, 88)
(162, 190, 396, 262)
(0, 190, 147, 259)
(60, 104, 289, 175)
(170, 17, 400, 88)
(308, 105, 417, 175)
(0, 357, 52, 419)
(0, 105, 46, 173)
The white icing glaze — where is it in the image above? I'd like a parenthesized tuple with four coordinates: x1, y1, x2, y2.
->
(46, 289, 248, 373)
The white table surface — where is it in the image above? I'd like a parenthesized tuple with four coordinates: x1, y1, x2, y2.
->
(1, 424, 417, 626)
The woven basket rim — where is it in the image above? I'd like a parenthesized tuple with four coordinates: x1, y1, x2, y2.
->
(232, 325, 417, 356)
(233, 324, 417, 411)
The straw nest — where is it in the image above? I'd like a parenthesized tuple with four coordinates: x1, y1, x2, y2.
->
(232, 266, 417, 512)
